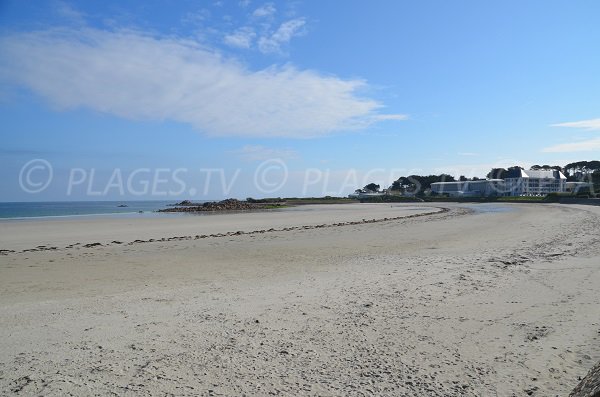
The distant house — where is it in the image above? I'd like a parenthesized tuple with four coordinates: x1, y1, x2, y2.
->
(348, 191, 386, 199)
(503, 169, 566, 196)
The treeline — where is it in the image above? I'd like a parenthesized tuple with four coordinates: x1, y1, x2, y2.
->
(390, 174, 456, 193)
(563, 161, 600, 180)
(487, 161, 600, 182)
(373, 160, 600, 196)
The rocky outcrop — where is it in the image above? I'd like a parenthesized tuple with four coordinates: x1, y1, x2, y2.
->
(167, 200, 196, 206)
(570, 361, 600, 397)
(159, 199, 275, 213)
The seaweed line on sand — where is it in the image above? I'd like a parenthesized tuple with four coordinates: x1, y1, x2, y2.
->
(2, 207, 458, 255)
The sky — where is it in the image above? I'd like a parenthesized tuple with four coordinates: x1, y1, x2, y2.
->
(1, 0, 599, 201)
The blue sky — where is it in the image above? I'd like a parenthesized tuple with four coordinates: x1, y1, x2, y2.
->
(1, 0, 600, 200)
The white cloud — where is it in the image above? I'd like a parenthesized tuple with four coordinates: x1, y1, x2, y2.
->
(258, 18, 305, 54)
(0, 27, 405, 138)
(253, 3, 276, 17)
(458, 152, 479, 157)
(224, 27, 256, 48)
(182, 9, 211, 25)
(231, 145, 298, 161)
(542, 138, 600, 153)
(371, 114, 409, 121)
(551, 118, 600, 130)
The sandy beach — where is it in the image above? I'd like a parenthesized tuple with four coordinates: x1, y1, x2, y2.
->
(1, 202, 599, 396)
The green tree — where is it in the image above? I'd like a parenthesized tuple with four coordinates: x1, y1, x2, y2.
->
(363, 183, 380, 192)
(487, 168, 507, 179)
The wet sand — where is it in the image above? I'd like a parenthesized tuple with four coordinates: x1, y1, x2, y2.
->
(1, 203, 599, 396)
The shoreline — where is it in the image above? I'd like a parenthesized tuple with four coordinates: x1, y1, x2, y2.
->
(0, 203, 438, 252)
(1, 196, 597, 221)
(0, 198, 361, 220)
(0, 205, 449, 254)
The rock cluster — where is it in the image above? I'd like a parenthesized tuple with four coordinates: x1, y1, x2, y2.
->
(159, 199, 265, 213)
(167, 200, 195, 206)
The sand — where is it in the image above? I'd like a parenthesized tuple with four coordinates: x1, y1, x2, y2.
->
(0, 202, 599, 396)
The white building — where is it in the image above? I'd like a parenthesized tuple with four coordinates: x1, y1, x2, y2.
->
(431, 179, 506, 197)
(503, 169, 566, 196)
(348, 191, 386, 199)
(432, 170, 568, 197)
(565, 181, 593, 194)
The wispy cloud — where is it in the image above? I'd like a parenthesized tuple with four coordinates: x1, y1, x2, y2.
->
(258, 18, 305, 54)
(542, 137, 600, 153)
(182, 9, 212, 25)
(458, 152, 479, 157)
(0, 27, 405, 138)
(371, 114, 409, 121)
(231, 145, 298, 161)
(545, 117, 600, 152)
(551, 118, 600, 131)
(55, 0, 86, 24)
(224, 27, 256, 48)
(253, 3, 276, 18)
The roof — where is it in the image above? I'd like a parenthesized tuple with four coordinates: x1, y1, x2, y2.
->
(430, 182, 462, 186)
(505, 169, 566, 179)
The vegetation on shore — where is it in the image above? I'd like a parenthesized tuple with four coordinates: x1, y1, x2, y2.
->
(163, 161, 600, 212)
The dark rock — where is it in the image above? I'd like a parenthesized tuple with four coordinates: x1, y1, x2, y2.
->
(83, 242, 102, 248)
(159, 199, 265, 213)
(168, 200, 195, 206)
(570, 360, 600, 397)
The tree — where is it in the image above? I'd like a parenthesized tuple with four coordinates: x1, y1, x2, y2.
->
(487, 168, 507, 179)
(459, 175, 468, 182)
(531, 164, 562, 171)
(389, 174, 455, 195)
(363, 183, 380, 192)
(564, 161, 600, 180)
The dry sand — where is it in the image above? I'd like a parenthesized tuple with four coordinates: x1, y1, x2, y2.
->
(0, 203, 599, 396)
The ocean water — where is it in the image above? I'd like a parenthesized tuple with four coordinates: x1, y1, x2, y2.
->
(0, 201, 190, 219)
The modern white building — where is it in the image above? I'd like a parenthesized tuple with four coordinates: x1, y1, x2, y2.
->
(503, 169, 566, 196)
(565, 181, 593, 194)
(431, 169, 568, 197)
(431, 179, 506, 197)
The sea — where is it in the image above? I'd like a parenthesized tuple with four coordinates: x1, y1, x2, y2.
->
(0, 201, 198, 219)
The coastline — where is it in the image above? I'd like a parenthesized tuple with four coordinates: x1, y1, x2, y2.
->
(0, 200, 177, 220)
(0, 204, 438, 252)
(1, 202, 599, 395)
